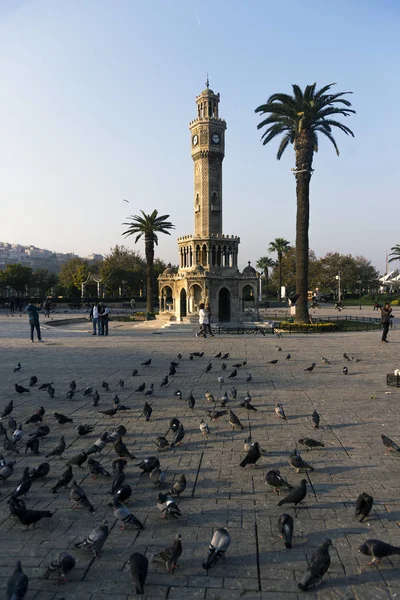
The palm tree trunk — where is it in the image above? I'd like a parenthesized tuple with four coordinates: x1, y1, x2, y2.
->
(144, 235, 155, 313)
(278, 253, 282, 302)
(294, 133, 313, 323)
(264, 268, 268, 299)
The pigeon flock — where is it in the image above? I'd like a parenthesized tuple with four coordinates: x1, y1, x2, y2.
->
(1, 337, 399, 598)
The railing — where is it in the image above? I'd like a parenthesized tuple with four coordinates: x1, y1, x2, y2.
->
(211, 324, 273, 336)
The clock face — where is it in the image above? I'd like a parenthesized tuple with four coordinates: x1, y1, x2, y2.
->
(192, 134, 199, 146)
(212, 133, 220, 144)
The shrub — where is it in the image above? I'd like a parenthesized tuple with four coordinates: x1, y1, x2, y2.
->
(278, 321, 338, 332)
(391, 299, 399, 306)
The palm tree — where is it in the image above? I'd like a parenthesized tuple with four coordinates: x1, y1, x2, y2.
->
(122, 210, 175, 312)
(389, 245, 400, 263)
(268, 238, 291, 301)
(256, 256, 276, 298)
(255, 83, 355, 322)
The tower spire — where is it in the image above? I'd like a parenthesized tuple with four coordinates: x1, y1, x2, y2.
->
(206, 73, 209, 89)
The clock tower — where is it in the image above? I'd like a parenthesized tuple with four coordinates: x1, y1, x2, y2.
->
(189, 80, 227, 237)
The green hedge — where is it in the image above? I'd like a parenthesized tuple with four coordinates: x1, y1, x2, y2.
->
(279, 321, 338, 332)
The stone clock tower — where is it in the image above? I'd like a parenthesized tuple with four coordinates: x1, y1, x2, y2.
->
(158, 82, 258, 323)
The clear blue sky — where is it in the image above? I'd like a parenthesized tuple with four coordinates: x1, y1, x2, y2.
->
(1, 0, 399, 274)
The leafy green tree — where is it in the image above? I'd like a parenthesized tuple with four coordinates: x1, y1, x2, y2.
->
(100, 245, 145, 296)
(0, 263, 33, 294)
(59, 257, 90, 296)
(256, 83, 355, 321)
(32, 269, 58, 297)
(123, 210, 175, 312)
(268, 238, 291, 300)
(256, 256, 275, 298)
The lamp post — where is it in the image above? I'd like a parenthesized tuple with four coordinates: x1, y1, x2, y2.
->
(335, 273, 341, 302)
(357, 279, 362, 310)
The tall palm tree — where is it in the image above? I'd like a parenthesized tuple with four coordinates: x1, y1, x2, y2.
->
(123, 210, 175, 312)
(389, 245, 400, 263)
(255, 83, 355, 322)
(268, 238, 291, 301)
(256, 256, 276, 298)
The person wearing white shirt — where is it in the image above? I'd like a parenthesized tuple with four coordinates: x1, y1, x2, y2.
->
(195, 303, 209, 338)
(90, 302, 101, 335)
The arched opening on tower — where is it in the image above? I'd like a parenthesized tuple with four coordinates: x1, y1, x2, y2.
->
(218, 288, 231, 322)
(189, 284, 203, 314)
(201, 244, 207, 267)
(242, 285, 256, 313)
(180, 288, 187, 319)
(161, 286, 174, 312)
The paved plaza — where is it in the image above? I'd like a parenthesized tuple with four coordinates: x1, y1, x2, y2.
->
(0, 308, 399, 600)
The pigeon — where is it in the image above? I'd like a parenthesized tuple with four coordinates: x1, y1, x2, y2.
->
(275, 403, 287, 421)
(77, 424, 94, 436)
(112, 394, 120, 407)
(143, 402, 153, 421)
(170, 474, 186, 497)
(6, 561, 29, 599)
(86, 432, 109, 455)
(141, 359, 151, 366)
(132, 369, 139, 377)
(205, 362, 212, 373)
(144, 384, 154, 397)
(118, 379, 125, 388)
(50, 465, 73, 492)
(170, 361, 179, 368)
(112, 484, 132, 504)
(286, 354, 291, 360)
(93, 390, 100, 405)
(25, 408, 44, 425)
(187, 393, 195, 409)
(355, 492, 374, 522)
(168, 418, 181, 433)
(9, 467, 32, 501)
(101, 381, 109, 391)
(155, 436, 170, 451)
(217, 376, 224, 389)
(278, 513, 294, 549)
(15, 384, 30, 394)
(277, 479, 307, 507)
(240, 442, 261, 467)
(268, 359, 278, 365)
(200, 419, 210, 437)
(54, 412, 73, 425)
(343, 352, 351, 361)
(135, 383, 146, 393)
(170, 425, 185, 447)
(221, 363, 227, 371)
(70, 480, 95, 512)
(298, 438, 324, 450)
(137, 457, 160, 474)
(289, 449, 314, 472)
(243, 436, 253, 452)
(98, 407, 118, 417)
(157, 492, 182, 519)
(88, 458, 111, 478)
(304, 363, 316, 372)
(29, 462, 50, 480)
(174, 390, 182, 399)
(359, 539, 400, 564)
(381, 434, 400, 453)
(230, 386, 237, 399)
(115, 439, 135, 459)
(149, 467, 167, 487)
(66, 451, 88, 468)
(228, 410, 244, 430)
(12, 423, 24, 444)
(69, 380, 77, 391)
(8, 416, 17, 432)
(232, 363, 243, 369)
(221, 353, 229, 360)
(44, 551, 76, 584)
(47, 385, 55, 398)
(11, 501, 53, 529)
(113, 499, 144, 530)
(321, 356, 331, 365)
(205, 392, 216, 403)
(298, 539, 332, 590)
(130, 552, 148, 594)
(29, 375, 37, 386)
(39, 382, 53, 390)
(67, 390, 75, 400)
(109, 465, 126, 495)
(0, 459, 15, 481)
(202, 528, 231, 569)
(311, 409, 320, 429)
(13, 363, 22, 372)
(83, 387, 93, 396)
(45, 436, 66, 458)
(4, 431, 20, 454)
(0, 421, 6, 436)
(276, 346, 282, 352)
(74, 520, 109, 557)
(220, 391, 229, 406)
(245, 373, 252, 382)
(160, 376, 169, 388)
(228, 369, 237, 379)
(190, 351, 204, 357)
(169, 366, 176, 376)
(206, 409, 227, 420)
(25, 437, 40, 455)
(215, 352, 222, 358)
(343, 366, 348, 375)
(153, 534, 182, 572)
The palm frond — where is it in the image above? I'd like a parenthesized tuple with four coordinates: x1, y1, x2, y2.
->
(277, 133, 293, 159)
(315, 128, 340, 155)
(304, 83, 317, 102)
(291, 84, 304, 104)
(319, 119, 354, 137)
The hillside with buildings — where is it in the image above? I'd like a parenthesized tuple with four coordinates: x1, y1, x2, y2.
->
(0, 242, 102, 272)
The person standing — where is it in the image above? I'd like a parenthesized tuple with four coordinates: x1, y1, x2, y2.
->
(195, 303, 208, 338)
(100, 303, 110, 336)
(26, 302, 42, 342)
(381, 302, 393, 343)
(90, 302, 101, 335)
(43, 300, 51, 317)
(10, 298, 15, 316)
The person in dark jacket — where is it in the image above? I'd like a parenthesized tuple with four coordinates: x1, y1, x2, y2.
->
(381, 303, 393, 343)
(26, 302, 42, 342)
(100, 303, 110, 336)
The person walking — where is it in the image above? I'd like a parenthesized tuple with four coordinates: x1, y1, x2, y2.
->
(26, 302, 42, 342)
(100, 303, 110, 336)
(90, 302, 101, 335)
(205, 303, 214, 337)
(381, 302, 393, 343)
(43, 300, 51, 318)
(195, 303, 208, 338)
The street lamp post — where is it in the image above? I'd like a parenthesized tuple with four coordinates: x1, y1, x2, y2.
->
(357, 279, 362, 310)
(335, 273, 341, 302)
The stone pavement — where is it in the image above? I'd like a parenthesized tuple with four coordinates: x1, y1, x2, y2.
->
(0, 310, 399, 600)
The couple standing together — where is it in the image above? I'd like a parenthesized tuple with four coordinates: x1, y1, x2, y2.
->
(90, 302, 110, 336)
(196, 303, 214, 338)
